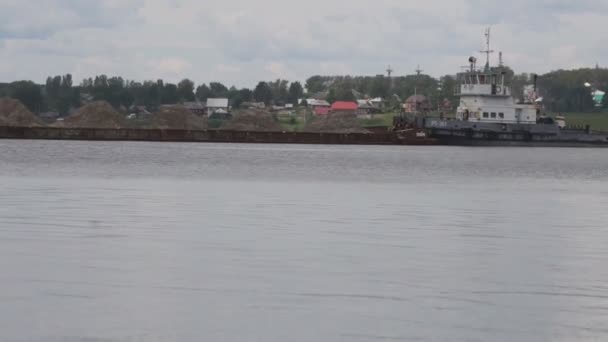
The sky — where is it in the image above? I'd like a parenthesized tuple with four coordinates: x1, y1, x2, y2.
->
(1, 0, 607, 88)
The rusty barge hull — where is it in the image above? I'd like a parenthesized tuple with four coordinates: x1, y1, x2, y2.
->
(0, 126, 436, 145)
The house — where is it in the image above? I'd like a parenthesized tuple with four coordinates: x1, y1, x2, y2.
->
(356, 100, 377, 119)
(403, 95, 431, 114)
(131, 105, 151, 115)
(183, 102, 206, 116)
(307, 99, 331, 115)
(241, 101, 266, 109)
(80, 93, 94, 104)
(357, 99, 382, 113)
(369, 97, 384, 107)
(129, 105, 151, 119)
(307, 99, 330, 108)
(331, 101, 358, 113)
(38, 111, 60, 120)
(206, 98, 229, 116)
(314, 106, 330, 115)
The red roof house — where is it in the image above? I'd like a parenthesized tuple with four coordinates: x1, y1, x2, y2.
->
(314, 106, 330, 115)
(331, 101, 358, 112)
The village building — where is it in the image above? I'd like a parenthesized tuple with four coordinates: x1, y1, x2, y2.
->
(183, 102, 206, 116)
(403, 95, 431, 114)
(356, 100, 383, 119)
(307, 99, 331, 115)
(241, 101, 266, 109)
(38, 111, 60, 120)
(206, 98, 229, 117)
(331, 101, 358, 114)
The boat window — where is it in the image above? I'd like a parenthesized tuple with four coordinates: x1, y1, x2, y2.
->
(491, 112, 497, 118)
(499, 113, 504, 119)
(483, 112, 489, 118)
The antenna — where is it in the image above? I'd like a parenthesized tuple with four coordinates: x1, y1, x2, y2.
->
(480, 27, 494, 70)
(386, 65, 393, 77)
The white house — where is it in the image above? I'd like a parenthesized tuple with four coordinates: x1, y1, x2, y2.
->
(206, 98, 229, 116)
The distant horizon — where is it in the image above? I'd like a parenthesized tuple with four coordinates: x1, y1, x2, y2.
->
(2, 64, 607, 90)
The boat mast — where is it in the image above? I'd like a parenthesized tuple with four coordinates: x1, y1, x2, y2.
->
(414, 65, 423, 96)
(414, 65, 423, 115)
(480, 27, 494, 72)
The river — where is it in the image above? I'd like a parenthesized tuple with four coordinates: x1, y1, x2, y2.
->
(1, 140, 608, 342)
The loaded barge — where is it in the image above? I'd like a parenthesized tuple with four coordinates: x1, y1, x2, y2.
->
(0, 125, 436, 145)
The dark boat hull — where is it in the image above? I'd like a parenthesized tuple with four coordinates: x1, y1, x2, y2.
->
(432, 135, 608, 147)
(423, 118, 608, 147)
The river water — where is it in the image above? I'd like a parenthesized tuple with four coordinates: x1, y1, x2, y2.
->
(1, 140, 608, 342)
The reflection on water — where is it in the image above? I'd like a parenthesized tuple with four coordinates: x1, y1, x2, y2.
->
(1, 140, 608, 342)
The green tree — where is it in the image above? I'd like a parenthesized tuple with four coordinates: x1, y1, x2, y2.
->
(253, 81, 273, 104)
(9, 81, 44, 112)
(326, 88, 337, 104)
(269, 79, 289, 104)
(327, 81, 356, 103)
(177, 79, 195, 102)
(195, 84, 211, 101)
(107, 76, 126, 108)
(288, 81, 304, 105)
(160, 83, 179, 104)
(209, 82, 229, 98)
(239, 88, 253, 102)
(305, 75, 326, 94)
(369, 75, 389, 98)
(228, 87, 253, 108)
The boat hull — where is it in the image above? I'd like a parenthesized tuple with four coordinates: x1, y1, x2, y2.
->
(424, 118, 608, 147)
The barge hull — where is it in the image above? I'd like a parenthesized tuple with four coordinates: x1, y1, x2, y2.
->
(0, 126, 435, 145)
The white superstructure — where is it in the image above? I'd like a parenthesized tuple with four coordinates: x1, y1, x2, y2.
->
(455, 30, 539, 125)
(455, 59, 538, 125)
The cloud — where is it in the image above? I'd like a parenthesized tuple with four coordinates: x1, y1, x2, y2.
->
(0, 0, 607, 88)
(216, 64, 241, 73)
(149, 57, 192, 77)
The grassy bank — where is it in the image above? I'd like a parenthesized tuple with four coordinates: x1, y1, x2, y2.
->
(555, 112, 608, 131)
(277, 111, 608, 132)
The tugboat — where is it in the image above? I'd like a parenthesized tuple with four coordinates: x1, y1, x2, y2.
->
(421, 30, 608, 147)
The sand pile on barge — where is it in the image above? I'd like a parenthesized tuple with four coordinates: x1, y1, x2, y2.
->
(146, 105, 208, 130)
(0, 98, 45, 127)
(304, 112, 369, 133)
(221, 109, 283, 131)
(59, 101, 126, 129)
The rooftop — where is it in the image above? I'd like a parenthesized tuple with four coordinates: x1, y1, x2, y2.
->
(207, 98, 229, 108)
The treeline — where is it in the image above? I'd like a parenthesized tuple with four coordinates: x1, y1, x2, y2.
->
(0, 76, 305, 115)
(305, 74, 457, 108)
(0, 67, 607, 115)
(306, 67, 608, 113)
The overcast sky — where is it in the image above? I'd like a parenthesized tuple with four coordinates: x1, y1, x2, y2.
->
(1, 0, 606, 88)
